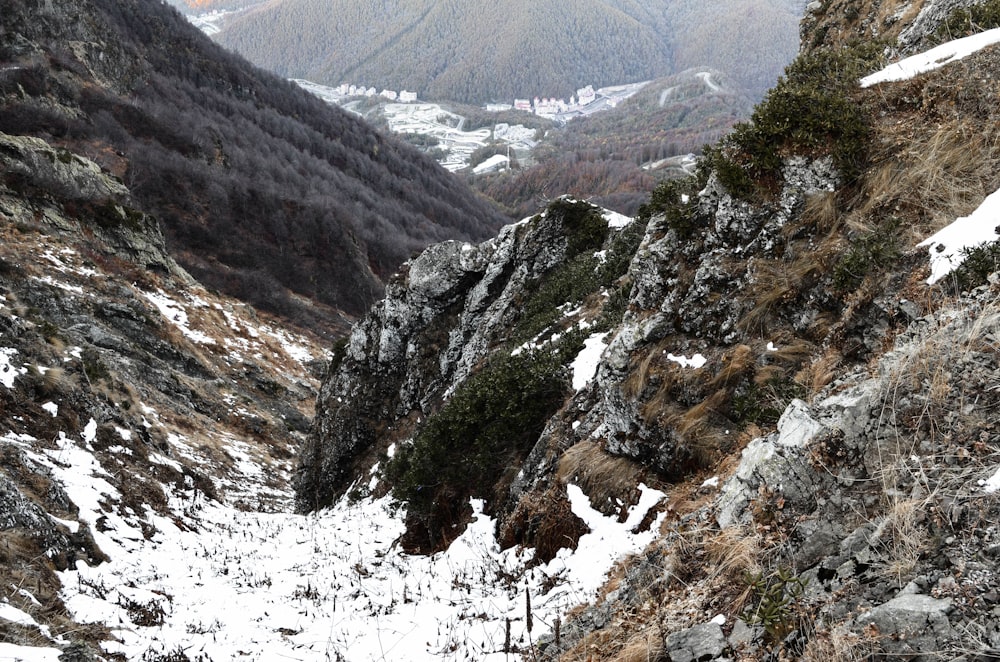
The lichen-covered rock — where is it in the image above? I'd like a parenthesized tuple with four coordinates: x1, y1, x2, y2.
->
(856, 594, 955, 658)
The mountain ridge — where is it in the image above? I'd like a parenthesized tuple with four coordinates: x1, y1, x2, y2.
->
(212, 0, 804, 104)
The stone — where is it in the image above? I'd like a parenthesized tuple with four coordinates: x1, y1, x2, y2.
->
(665, 622, 727, 662)
(856, 594, 954, 657)
(727, 619, 757, 649)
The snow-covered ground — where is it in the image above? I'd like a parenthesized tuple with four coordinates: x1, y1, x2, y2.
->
(0, 418, 664, 661)
(0, 242, 665, 661)
(0, 205, 671, 661)
(187, 10, 233, 37)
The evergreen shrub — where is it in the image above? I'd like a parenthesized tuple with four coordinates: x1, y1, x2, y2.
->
(704, 43, 883, 200)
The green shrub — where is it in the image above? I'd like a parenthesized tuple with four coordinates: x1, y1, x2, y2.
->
(512, 201, 645, 344)
(327, 336, 349, 374)
(513, 253, 602, 343)
(741, 567, 809, 643)
(383, 350, 568, 534)
(81, 348, 111, 385)
(84, 200, 145, 232)
(951, 240, 1000, 291)
(546, 198, 609, 258)
(732, 377, 807, 427)
(706, 43, 883, 199)
(832, 219, 901, 292)
(637, 176, 705, 237)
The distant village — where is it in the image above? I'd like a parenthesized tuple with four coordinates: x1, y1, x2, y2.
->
(335, 84, 419, 103)
(487, 84, 600, 118)
(336, 83, 612, 119)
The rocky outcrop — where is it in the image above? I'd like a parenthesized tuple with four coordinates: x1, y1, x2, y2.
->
(0, 132, 182, 276)
(297, 202, 608, 511)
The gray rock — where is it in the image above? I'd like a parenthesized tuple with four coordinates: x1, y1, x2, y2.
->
(727, 619, 757, 649)
(665, 622, 727, 662)
(856, 594, 954, 657)
(298, 204, 585, 509)
(0, 133, 184, 278)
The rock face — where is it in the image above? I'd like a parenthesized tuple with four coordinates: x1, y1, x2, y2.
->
(296, 202, 607, 513)
(302, 0, 1000, 657)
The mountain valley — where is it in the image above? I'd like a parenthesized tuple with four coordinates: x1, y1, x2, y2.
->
(4, 0, 1000, 660)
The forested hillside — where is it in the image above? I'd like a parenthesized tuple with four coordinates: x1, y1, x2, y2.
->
(0, 0, 506, 335)
(213, 0, 804, 104)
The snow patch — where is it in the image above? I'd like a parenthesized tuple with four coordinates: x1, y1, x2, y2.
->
(1, 347, 27, 388)
(861, 28, 1000, 87)
(980, 466, 1000, 493)
(917, 187, 1000, 284)
(603, 209, 633, 229)
(571, 332, 610, 390)
(0, 643, 63, 661)
(666, 352, 708, 369)
(142, 289, 217, 345)
(82, 418, 97, 444)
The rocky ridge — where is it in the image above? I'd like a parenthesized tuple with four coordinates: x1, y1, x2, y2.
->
(302, 0, 1000, 659)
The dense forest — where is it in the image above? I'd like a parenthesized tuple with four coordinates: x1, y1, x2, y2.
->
(212, 0, 804, 104)
(0, 0, 506, 334)
(471, 69, 755, 218)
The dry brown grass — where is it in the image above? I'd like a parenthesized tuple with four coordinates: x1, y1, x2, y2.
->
(795, 347, 843, 396)
(624, 340, 679, 399)
(871, 496, 928, 583)
(703, 525, 766, 587)
(670, 389, 730, 468)
(764, 337, 815, 367)
(860, 122, 999, 243)
(705, 344, 754, 391)
(800, 625, 880, 662)
(739, 261, 796, 335)
(800, 190, 842, 236)
(556, 441, 646, 516)
(607, 632, 664, 662)
(498, 485, 590, 563)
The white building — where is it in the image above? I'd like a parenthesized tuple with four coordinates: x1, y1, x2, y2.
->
(380, 89, 398, 100)
(534, 97, 566, 116)
(577, 85, 596, 105)
(399, 90, 418, 103)
(513, 98, 532, 111)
